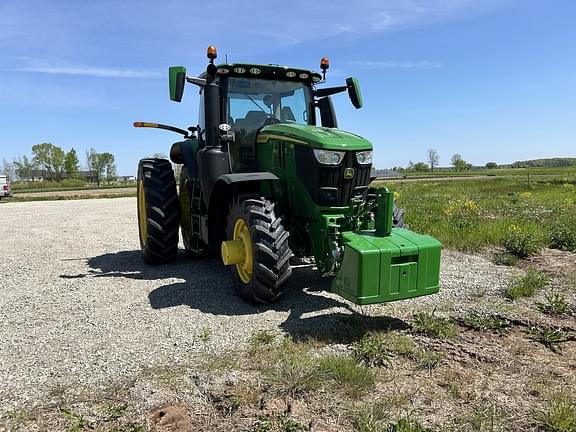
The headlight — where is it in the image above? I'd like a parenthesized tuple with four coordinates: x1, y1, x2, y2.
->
(355, 150, 373, 165)
(313, 149, 345, 165)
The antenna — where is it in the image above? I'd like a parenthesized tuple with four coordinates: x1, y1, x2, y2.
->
(225, 53, 228, 63)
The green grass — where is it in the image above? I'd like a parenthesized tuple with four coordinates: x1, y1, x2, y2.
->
(388, 418, 433, 432)
(549, 210, 576, 252)
(9, 192, 136, 202)
(492, 252, 519, 266)
(255, 413, 309, 432)
(415, 351, 444, 371)
(502, 221, 547, 257)
(99, 402, 127, 421)
(226, 381, 262, 409)
(319, 356, 375, 398)
(60, 407, 89, 432)
(349, 396, 432, 432)
(12, 179, 136, 193)
(250, 329, 277, 347)
(412, 311, 457, 339)
(350, 402, 389, 432)
(256, 337, 323, 397)
(265, 352, 322, 398)
(537, 292, 573, 316)
(535, 391, 576, 432)
(528, 325, 566, 353)
(350, 405, 432, 432)
(199, 327, 212, 343)
(462, 311, 511, 333)
(375, 174, 576, 254)
(352, 331, 416, 367)
(506, 268, 550, 300)
(396, 166, 576, 178)
(468, 403, 501, 432)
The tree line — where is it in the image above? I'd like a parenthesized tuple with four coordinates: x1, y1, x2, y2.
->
(401, 149, 500, 172)
(2, 143, 116, 187)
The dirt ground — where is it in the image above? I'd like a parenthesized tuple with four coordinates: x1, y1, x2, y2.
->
(0, 198, 574, 431)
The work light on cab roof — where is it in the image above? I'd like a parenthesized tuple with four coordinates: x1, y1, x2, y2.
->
(132, 44, 442, 306)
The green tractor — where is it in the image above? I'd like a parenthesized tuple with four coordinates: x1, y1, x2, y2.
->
(134, 46, 441, 305)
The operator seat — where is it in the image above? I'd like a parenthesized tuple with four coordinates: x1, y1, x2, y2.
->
(281, 106, 296, 122)
(233, 111, 269, 133)
(232, 111, 269, 171)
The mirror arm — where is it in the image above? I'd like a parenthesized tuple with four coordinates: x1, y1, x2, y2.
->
(186, 76, 207, 86)
(314, 86, 347, 98)
(133, 122, 191, 138)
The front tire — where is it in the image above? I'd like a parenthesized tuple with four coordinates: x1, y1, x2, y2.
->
(224, 196, 293, 303)
(137, 158, 180, 264)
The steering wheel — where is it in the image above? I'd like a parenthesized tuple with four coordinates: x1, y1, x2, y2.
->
(263, 116, 281, 126)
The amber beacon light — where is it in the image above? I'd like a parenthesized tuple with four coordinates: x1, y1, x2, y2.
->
(207, 45, 218, 60)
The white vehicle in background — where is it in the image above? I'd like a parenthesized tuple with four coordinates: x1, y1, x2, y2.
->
(0, 175, 11, 199)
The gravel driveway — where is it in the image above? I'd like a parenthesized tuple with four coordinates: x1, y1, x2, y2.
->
(0, 198, 514, 413)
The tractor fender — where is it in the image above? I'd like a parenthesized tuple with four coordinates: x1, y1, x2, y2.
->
(170, 139, 199, 176)
(206, 172, 280, 253)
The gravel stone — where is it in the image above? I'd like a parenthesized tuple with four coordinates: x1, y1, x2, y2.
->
(0, 198, 513, 411)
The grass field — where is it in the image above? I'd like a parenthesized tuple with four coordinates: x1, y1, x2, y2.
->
(377, 174, 576, 256)
(12, 181, 136, 194)
(398, 166, 576, 178)
(7, 192, 136, 202)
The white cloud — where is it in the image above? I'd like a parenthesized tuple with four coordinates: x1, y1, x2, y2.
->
(16, 65, 163, 79)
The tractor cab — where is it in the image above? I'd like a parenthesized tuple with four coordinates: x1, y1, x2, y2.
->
(214, 68, 317, 171)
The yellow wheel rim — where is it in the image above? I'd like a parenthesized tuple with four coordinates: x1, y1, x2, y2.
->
(233, 218, 253, 283)
(137, 180, 147, 246)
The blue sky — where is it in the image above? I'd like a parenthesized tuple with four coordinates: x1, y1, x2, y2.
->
(0, 0, 574, 174)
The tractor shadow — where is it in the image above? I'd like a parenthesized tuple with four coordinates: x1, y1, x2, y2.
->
(79, 250, 408, 343)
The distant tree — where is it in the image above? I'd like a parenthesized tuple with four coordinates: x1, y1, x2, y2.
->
(427, 149, 440, 172)
(451, 154, 468, 172)
(407, 161, 415, 170)
(485, 162, 498, 169)
(413, 162, 429, 172)
(14, 156, 35, 181)
(86, 149, 115, 187)
(31, 142, 66, 181)
(152, 152, 168, 159)
(64, 148, 80, 179)
(1, 158, 14, 178)
(32, 143, 54, 179)
(52, 146, 65, 181)
(102, 153, 116, 182)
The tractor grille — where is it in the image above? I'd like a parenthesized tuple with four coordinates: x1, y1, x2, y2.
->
(295, 146, 372, 207)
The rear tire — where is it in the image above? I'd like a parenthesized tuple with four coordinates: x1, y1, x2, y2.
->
(226, 196, 293, 303)
(137, 158, 180, 264)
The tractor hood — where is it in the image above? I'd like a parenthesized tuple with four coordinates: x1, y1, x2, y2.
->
(258, 124, 372, 151)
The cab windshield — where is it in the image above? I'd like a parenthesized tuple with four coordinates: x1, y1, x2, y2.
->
(226, 77, 312, 134)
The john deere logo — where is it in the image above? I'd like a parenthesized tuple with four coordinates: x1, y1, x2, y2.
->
(344, 168, 355, 179)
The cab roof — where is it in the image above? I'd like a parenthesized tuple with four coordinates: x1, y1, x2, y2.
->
(200, 63, 323, 85)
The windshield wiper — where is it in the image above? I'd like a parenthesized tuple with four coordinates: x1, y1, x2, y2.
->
(246, 94, 267, 113)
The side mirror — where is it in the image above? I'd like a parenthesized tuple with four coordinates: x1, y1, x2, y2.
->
(346, 77, 363, 109)
(169, 66, 186, 102)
